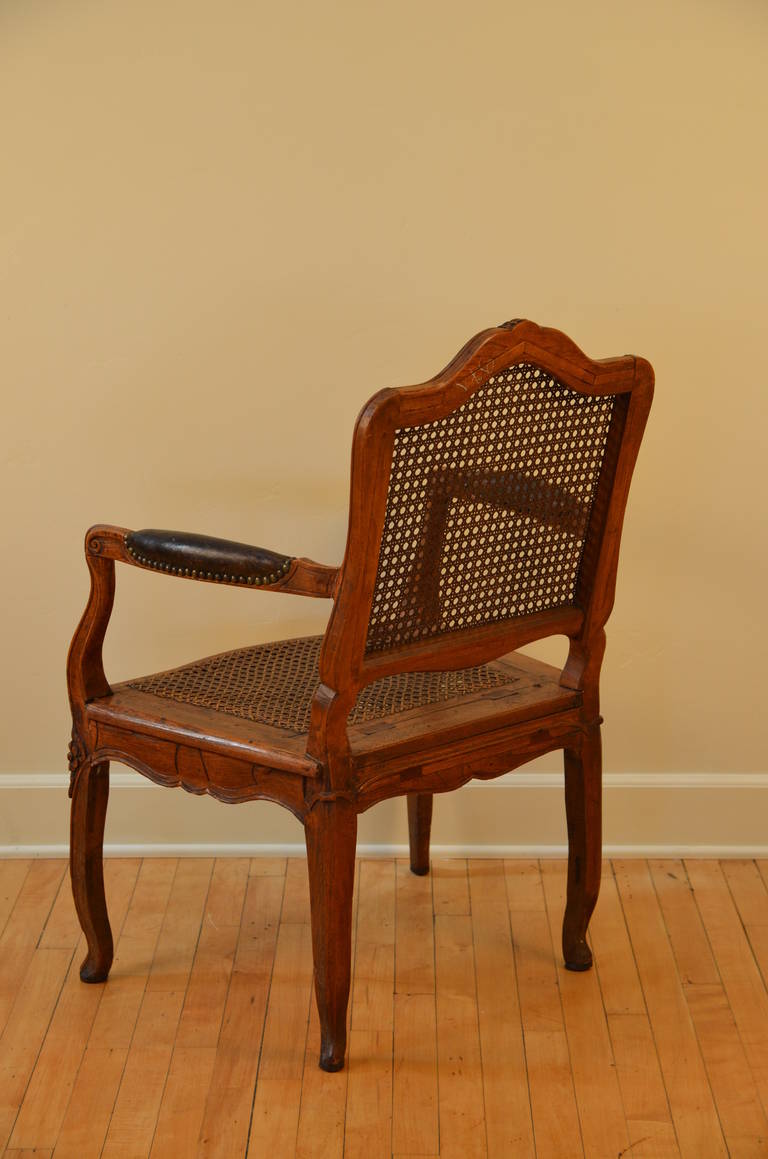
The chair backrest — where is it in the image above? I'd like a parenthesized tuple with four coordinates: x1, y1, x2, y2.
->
(319, 320, 653, 701)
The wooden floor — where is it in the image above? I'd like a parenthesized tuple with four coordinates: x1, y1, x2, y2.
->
(1, 858, 768, 1158)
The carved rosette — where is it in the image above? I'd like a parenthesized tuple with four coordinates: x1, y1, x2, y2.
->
(67, 727, 89, 797)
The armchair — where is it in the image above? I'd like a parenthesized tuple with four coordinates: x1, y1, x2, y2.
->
(67, 319, 653, 1071)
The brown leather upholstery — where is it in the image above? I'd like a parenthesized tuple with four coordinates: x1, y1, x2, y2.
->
(124, 529, 292, 586)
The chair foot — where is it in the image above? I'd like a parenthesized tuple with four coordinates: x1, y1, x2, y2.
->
(563, 937, 594, 972)
(319, 1047, 346, 1072)
(409, 864, 430, 877)
(79, 956, 111, 983)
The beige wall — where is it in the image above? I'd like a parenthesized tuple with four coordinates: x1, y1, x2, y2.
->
(2, 0, 766, 792)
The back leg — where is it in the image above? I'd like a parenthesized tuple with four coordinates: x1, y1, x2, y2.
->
(407, 793, 433, 876)
(562, 726, 602, 971)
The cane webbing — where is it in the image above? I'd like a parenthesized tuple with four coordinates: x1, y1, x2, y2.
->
(366, 362, 616, 653)
(127, 635, 519, 733)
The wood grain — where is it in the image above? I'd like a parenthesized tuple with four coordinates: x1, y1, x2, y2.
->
(469, 860, 534, 1158)
(5, 858, 768, 1156)
(613, 859, 728, 1158)
(9, 858, 140, 1150)
(344, 860, 395, 1158)
(541, 861, 630, 1156)
(393, 862, 438, 1156)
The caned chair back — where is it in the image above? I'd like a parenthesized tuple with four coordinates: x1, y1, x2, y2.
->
(318, 320, 653, 703)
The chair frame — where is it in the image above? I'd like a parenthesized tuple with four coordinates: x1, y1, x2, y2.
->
(67, 319, 653, 1070)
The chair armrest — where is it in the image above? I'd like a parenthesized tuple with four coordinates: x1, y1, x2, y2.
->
(126, 527, 291, 585)
(85, 525, 339, 599)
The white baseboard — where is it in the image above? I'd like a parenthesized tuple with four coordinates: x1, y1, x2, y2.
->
(1, 770, 767, 858)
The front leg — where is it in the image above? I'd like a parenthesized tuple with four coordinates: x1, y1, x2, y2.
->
(70, 758, 113, 982)
(305, 798, 357, 1071)
(562, 725, 602, 971)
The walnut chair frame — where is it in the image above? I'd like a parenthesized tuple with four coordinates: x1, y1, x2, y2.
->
(67, 319, 653, 1071)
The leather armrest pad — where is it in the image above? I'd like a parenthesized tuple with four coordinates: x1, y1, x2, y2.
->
(125, 529, 293, 586)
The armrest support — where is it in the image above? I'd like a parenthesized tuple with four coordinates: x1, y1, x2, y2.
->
(86, 525, 339, 599)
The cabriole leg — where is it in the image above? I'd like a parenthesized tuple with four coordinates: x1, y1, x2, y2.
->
(562, 726, 602, 971)
(407, 792, 433, 876)
(70, 760, 113, 982)
(305, 798, 357, 1071)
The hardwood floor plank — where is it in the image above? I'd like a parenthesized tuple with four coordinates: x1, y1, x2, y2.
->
(507, 860, 583, 1158)
(51, 1045, 128, 1159)
(649, 859, 719, 986)
(608, 1012, 681, 1158)
(247, 921, 314, 1158)
(9, 859, 140, 1150)
(435, 911, 486, 1159)
(651, 859, 768, 1154)
(614, 859, 727, 1158)
(149, 1045, 217, 1159)
(174, 857, 249, 1051)
(0, 861, 65, 950)
(100, 1044, 174, 1159)
(392, 993, 439, 1156)
(392, 859, 438, 1157)
(525, 1031, 584, 1159)
(394, 857, 435, 995)
(468, 859, 534, 1159)
(0, 861, 67, 1036)
(294, 864, 360, 1159)
(345, 860, 395, 1159)
(0, 860, 32, 938)
(101, 859, 214, 1159)
(685, 860, 768, 1120)
(590, 864, 646, 1015)
(432, 858, 470, 916)
(196, 872, 285, 1159)
(3, 857, 767, 1159)
(504, 858, 548, 911)
(248, 857, 288, 877)
(589, 865, 678, 1155)
(722, 859, 768, 992)
(541, 860, 630, 1158)
(722, 860, 768, 928)
(38, 869, 86, 951)
(684, 983, 768, 1158)
(0, 946, 73, 1151)
(350, 860, 395, 1035)
(53, 859, 178, 1158)
(294, 995, 349, 1159)
(140, 858, 214, 997)
(280, 857, 311, 924)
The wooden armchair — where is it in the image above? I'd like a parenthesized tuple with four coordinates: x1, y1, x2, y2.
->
(67, 319, 653, 1071)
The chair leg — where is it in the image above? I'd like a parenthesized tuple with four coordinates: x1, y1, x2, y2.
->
(407, 793, 433, 876)
(70, 760, 113, 983)
(305, 798, 357, 1071)
(562, 726, 602, 971)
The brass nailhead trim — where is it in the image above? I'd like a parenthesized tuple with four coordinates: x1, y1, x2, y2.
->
(124, 539, 292, 586)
